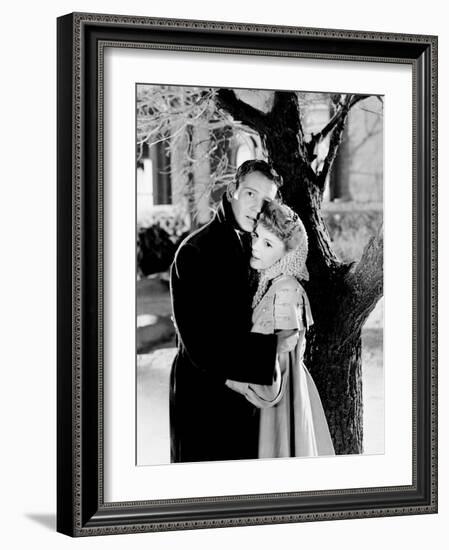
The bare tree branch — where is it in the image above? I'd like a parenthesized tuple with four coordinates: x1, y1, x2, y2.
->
(308, 105, 345, 151)
(348, 94, 371, 109)
(351, 222, 383, 295)
(357, 107, 383, 116)
(306, 94, 371, 161)
(315, 94, 373, 191)
(215, 89, 269, 134)
(316, 99, 351, 190)
(137, 85, 252, 206)
(333, 222, 383, 346)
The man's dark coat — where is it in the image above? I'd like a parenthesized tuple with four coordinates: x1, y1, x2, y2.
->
(169, 195, 277, 463)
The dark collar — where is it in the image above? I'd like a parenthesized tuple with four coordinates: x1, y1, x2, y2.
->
(216, 194, 254, 260)
(216, 193, 245, 235)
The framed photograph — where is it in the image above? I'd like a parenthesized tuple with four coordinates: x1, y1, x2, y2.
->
(57, 12, 437, 536)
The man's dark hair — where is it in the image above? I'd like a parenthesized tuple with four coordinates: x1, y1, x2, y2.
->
(234, 159, 283, 191)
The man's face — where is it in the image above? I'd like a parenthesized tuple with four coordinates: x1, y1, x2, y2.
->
(230, 171, 278, 232)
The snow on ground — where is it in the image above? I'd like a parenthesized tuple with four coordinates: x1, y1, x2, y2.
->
(137, 349, 176, 465)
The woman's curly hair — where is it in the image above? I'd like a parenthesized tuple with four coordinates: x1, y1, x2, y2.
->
(258, 201, 307, 252)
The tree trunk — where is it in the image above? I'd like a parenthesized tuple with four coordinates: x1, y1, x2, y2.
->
(305, 328, 363, 453)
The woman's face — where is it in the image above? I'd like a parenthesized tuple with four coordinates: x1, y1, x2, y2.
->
(250, 223, 287, 270)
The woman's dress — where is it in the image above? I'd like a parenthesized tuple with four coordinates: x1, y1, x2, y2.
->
(226, 275, 335, 458)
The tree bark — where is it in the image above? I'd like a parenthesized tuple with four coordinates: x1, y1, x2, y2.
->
(330, 123, 352, 201)
(305, 329, 363, 453)
(216, 88, 383, 454)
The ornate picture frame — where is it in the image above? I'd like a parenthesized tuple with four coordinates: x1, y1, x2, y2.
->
(57, 12, 437, 536)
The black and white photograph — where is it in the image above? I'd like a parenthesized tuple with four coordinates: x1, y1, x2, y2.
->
(136, 84, 384, 466)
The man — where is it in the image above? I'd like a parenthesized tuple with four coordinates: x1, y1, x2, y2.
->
(169, 160, 294, 463)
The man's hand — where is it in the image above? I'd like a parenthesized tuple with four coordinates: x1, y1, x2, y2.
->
(276, 329, 299, 354)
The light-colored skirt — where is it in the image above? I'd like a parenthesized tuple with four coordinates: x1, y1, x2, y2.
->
(259, 344, 335, 458)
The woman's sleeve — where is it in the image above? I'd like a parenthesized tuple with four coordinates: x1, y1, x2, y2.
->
(227, 359, 287, 408)
(273, 283, 314, 331)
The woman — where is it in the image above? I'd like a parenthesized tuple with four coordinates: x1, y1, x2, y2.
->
(226, 201, 335, 458)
